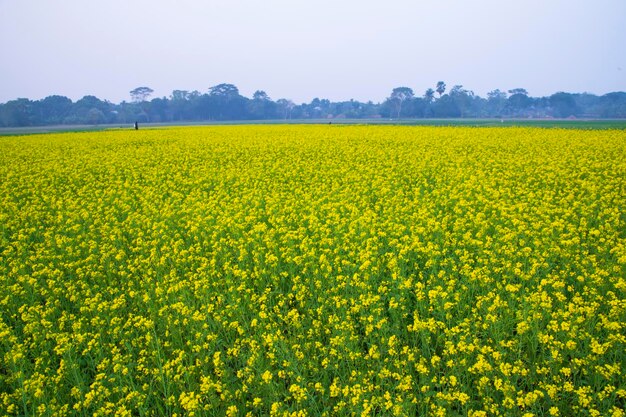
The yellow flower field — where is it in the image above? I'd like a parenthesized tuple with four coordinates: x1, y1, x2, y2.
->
(0, 125, 625, 416)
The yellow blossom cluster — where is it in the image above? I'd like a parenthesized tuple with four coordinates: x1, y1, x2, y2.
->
(0, 125, 624, 416)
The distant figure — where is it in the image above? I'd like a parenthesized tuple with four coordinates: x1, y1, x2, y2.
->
(134, 121, 139, 130)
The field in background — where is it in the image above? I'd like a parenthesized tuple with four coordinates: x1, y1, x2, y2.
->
(1, 125, 625, 416)
(1, 118, 625, 136)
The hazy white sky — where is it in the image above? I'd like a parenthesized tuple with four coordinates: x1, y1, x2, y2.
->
(1, 0, 625, 104)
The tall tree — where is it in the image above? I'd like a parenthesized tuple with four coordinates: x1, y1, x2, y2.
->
(486, 89, 508, 117)
(508, 88, 528, 96)
(249, 90, 276, 119)
(506, 89, 533, 116)
(449, 85, 476, 117)
(208, 83, 247, 119)
(73, 95, 113, 124)
(599, 92, 626, 118)
(487, 89, 507, 100)
(209, 83, 240, 98)
(38, 95, 73, 124)
(0, 98, 34, 127)
(170, 90, 190, 101)
(130, 87, 154, 103)
(252, 90, 270, 101)
(424, 88, 435, 103)
(149, 97, 171, 122)
(549, 92, 579, 118)
(389, 87, 414, 118)
(86, 108, 106, 125)
(436, 81, 446, 97)
(432, 94, 460, 117)
(276, 99, 295, 119)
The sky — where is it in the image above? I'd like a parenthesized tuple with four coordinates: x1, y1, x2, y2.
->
(1, 0, 625, 104)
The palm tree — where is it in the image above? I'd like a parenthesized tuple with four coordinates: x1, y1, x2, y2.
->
(436, 81, 446, 98)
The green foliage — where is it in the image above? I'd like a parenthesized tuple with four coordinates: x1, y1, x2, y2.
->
(1, 84, 626, 127)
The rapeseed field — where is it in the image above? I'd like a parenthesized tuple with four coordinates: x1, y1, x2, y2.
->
(0, 125, 624, 416)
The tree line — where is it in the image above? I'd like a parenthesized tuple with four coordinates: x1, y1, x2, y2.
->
(1, 83, 625, 127)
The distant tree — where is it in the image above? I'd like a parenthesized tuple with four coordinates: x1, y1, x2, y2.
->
(449, 85, 475, 117)
(209, 83, 240, 98)
(149, 97, 171, 122)
(130, 87, 154, 103)
(117, 104, 131, 123)
(276, 99, 295, 119)
(87, 108, 106, 125)
(208, 83, 247, 119)
(0, 98, 34, 127)
(486, 89, 508, 117)
(249, 90, 276, 119)
(407, 97, 428, 118)
(506, 90, 533, 116)
(487, 89, 507, 101)
(5, 82, 626, 126)
(170, 90, 190, 101)
(424, 88, 435, 103)
(191, 93, 213, 120)
(574, 93, 601, 118)
(388, 87, 414, 118)
(361, 101, 380, 118)
(301, 98, 330, 118)
(436, 81, 446, 98)
(432, 94, 460, 117)
(75, 95, 108, 109)
(507, 88, 528, 96)
(340, 99, 365, 118)
(253, 90, 270, 101)
(169, 90, 191, 121)
(598, 92, 626, 118)
(37, 95, 73, 125)
(549, 92, 579, 118)
(74, 95, 113, 124)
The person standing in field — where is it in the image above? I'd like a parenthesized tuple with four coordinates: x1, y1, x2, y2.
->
(134, 121, 139, 130)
